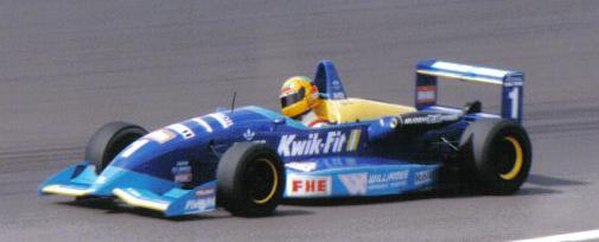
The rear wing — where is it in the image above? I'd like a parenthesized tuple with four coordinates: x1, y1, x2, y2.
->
(415, 60, 525, 123)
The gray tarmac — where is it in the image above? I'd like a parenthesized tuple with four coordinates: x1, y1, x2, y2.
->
(1, 0, 599, 241)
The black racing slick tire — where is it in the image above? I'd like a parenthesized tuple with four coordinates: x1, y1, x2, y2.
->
(85, 121, 147, 174)
(459, 119, 532, 194)
(216, 142, 284, 217)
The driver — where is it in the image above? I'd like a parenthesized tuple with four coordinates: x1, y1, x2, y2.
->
(279, 76, 330, 128)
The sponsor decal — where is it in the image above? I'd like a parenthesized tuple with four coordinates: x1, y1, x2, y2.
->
(414, 170, 433, 186)
(208, 113, 233, 129)
(171, 161, 192, 183)
(195, 187, 215, 197)
(504, 76, 524, 87)
(369, 171, 408, 183)
(184, 197, 215, 212)
(286, 174, 331, 197)
(145, 129, 176, 144)
(167, 123, 195, 139)
(332, 79, 341, 87)
(243, 128, 255, 141)
(277, 129, 361, 157)
(338, 173, 368, 195)
(332, 92, 345, 99)
(285, 162, 317, 172)
(339, 170, 409, 195)
(416, 85, 436, 103)
(402, 114, 460, 125)
(368, 170, 409, 191)
(121, 139, 149, 158)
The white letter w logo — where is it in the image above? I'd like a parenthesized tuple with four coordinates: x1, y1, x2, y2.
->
(338, 173, 367, 195)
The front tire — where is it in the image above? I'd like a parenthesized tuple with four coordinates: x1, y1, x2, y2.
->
(216, 143, 284, 217)
(85, 121, 147, 174)
(460, 119, 532, 194)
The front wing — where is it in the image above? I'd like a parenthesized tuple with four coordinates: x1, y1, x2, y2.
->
(38, 162, 216, 217)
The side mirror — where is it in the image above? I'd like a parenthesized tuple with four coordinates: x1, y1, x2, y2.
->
(463, 100, 482, 114)
(273, 118, 286, 125)
(367, 117, 399, 142)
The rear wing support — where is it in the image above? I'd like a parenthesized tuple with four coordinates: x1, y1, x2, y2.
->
(415, 60, 525, 123)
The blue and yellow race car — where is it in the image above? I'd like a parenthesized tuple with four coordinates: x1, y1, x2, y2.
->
(39, 60, 532, 217)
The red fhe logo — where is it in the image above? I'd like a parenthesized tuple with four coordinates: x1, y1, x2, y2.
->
(286, 174, 331, 197)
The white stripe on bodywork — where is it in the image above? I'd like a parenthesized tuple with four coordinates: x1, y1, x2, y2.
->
(121, 139, 149, 158)
(41, 185, 90, 196)
(191, 118, 213, 133)
(416, 70, 503, 85)
(113, 188, 168, 211)
(431, 61, 509, 78)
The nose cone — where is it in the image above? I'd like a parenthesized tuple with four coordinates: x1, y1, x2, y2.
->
(87, 118, 218, 196)
(86, 109, 267, 196)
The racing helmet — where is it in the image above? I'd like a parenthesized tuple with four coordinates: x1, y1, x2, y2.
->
(280, 76, 319, 118)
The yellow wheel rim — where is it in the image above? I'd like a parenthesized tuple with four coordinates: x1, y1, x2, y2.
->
(499, 136, 523, 180)
(252, 158, 279, 204)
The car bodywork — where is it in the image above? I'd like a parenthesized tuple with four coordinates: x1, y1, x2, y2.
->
(39, 60, 525, 217)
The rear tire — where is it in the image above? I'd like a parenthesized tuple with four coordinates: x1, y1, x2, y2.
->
(216, 143, 284, 217)
(85, 121, 147, 174)
(459, 119, 532, 194)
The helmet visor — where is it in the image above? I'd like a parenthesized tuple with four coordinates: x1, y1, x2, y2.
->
(280, 87, 305, 108)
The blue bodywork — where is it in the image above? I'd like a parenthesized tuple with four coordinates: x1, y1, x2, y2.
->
(39, 60, 524, 217)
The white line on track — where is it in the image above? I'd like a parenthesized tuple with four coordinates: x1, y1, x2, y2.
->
(512, 229, 599, 242)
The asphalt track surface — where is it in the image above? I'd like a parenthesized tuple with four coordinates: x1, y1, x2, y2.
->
(1, 1, 599, 241)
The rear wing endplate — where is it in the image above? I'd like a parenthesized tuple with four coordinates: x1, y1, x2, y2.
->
(415, 60, 525, 123)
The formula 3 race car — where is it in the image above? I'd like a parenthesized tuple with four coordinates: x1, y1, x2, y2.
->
(39, 60, 532, 217)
